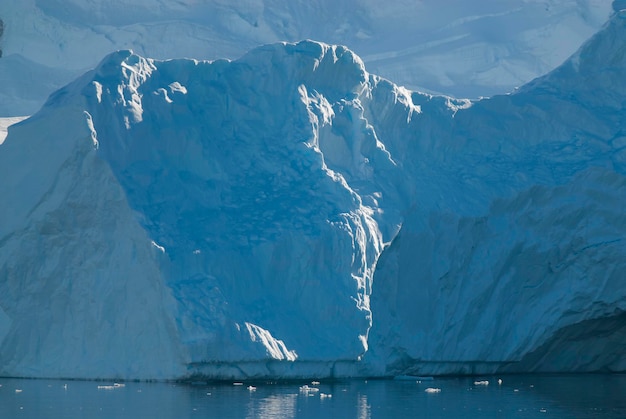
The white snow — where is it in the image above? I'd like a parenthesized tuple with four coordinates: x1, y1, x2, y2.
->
(0, 6, 625, 381)
(0, 116, 28, 144)
(244, 322, 298, 361)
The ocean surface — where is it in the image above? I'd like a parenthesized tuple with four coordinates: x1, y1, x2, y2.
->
(1, 374, 625, 418)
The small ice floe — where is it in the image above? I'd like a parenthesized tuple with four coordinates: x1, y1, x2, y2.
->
(424, 388, 441, 393)
(498, 379, 503, 385)
(473, 380, 489, 386)
(320, 393, 332, 399)
(311, 381, 320, 385)
(97, 383, 125, 390)
(15, 389, 23, 393)
(247, 386, 257, 391)
(63, 384, 68, 390)
(299, 385, 319, 393)
(233, 382, 244, 386)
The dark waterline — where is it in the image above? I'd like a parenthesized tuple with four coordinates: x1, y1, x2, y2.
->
(1, 374, 626, 418)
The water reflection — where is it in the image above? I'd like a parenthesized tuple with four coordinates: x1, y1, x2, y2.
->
(357, 394, 371, 419)
(1, 375, 625, 418)
(247, 393, 297, 419)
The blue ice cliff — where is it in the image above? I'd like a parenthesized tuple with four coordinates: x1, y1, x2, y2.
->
(0, 12, 625, 380)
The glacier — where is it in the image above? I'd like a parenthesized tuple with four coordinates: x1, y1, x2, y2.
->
(0, 10, 626, 380)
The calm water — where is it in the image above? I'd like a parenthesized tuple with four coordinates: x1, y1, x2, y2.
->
(1, 374, 625, 418)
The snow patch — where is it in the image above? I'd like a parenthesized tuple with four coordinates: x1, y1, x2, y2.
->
(245, 322, 298, 361)
(83, 111, 99, 149)
(0, 116, 28, 145)
(168, 81, 187, 95)
(151, 241, 165, 253)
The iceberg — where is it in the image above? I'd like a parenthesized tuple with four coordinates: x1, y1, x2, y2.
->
(0, 11, 625, 380)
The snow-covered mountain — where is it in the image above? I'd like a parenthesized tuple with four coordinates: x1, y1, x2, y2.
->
(0, 0, 615, 116)
(1, 8, 625, 380)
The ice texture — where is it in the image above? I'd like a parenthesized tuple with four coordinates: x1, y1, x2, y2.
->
(0, 12, 625, 380)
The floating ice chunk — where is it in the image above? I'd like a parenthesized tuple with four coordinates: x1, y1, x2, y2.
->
(97, 383, 125, 390)
(473, 380, 489, 386)
(424, 388, 441, 393)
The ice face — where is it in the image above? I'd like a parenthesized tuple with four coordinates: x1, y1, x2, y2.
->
(0, 14, 625, 380)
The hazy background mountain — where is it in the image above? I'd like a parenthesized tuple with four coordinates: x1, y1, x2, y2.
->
(0, 0, 615, 116)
